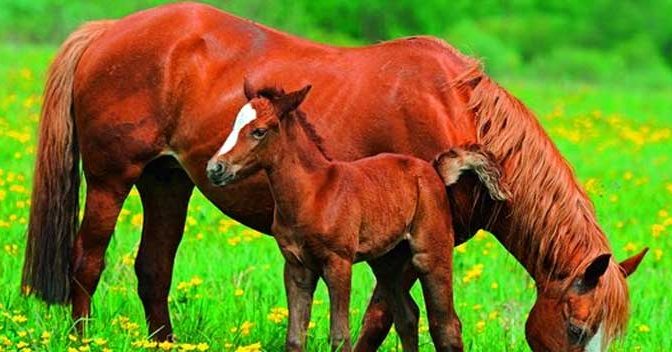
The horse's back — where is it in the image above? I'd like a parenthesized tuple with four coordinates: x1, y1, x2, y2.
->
(69, 1, 480, 229)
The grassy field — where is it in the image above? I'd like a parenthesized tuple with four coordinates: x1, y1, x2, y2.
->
(0, 44, 670, 351)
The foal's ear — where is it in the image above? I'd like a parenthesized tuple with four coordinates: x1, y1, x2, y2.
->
(275, 84, 312, 117)
(243, 78, 256, 101)
(581, 253, 611, 290)
(619, 247, 648, 277)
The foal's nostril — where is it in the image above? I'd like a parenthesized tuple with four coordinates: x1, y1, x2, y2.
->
(208, 162, 223, 174)
(207, 160, 234, 185)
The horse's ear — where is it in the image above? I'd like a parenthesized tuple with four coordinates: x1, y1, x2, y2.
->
(243, 78, 256, 101)
(619, 247, 648, 278)
(581, 253, 611, 289)
(275, 84, 312, 117)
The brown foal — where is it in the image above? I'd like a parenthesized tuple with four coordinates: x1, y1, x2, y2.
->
(207, 82, 510, 351)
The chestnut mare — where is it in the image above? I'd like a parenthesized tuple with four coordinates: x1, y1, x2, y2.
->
(21, 2, 646, 350)
(206, 83, 510, 351)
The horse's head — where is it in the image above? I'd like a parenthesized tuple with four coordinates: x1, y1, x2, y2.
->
(525, 248, 647, 351)
(207, 80, 312, 186)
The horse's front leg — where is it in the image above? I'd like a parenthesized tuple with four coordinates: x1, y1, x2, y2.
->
(323, 257, 353, 351)
(284, 261, 319, 351)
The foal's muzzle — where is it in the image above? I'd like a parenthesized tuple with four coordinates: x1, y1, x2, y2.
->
(206, 160, 235, 186)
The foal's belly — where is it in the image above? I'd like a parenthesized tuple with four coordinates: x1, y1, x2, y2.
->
(354, 231, 409, 263)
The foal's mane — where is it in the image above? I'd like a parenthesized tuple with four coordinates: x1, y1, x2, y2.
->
(453, 62, 628, 342)
(256, 86, 332, 161)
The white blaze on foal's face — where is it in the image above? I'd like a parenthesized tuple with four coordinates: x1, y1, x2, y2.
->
(216, 103, 258, 157)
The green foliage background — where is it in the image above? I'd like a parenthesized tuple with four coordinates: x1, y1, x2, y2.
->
(2, 0, 672, 85)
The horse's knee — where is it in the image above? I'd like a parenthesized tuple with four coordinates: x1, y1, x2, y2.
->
(134, 258, 166, 301)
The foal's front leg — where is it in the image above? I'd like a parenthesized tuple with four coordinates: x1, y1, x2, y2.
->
(284, 261, 319, 351)
(323, 256, 353, 351)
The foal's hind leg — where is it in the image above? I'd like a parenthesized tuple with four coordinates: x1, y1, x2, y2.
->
(135, 158, 194, 341)
(71, 177, 137, 326)
(410, 223, 462, 351)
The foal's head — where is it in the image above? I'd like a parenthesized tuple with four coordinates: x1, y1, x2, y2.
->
(207, 81, 311, 186)
(525, 248, 647, 351)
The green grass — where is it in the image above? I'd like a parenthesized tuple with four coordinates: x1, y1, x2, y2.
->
(0, 45, 670, 351)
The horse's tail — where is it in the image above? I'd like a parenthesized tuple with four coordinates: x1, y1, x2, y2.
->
(22, 20, 113, 304)
(433, 144, 511, 201)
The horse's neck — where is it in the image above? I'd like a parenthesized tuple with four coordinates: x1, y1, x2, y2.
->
(486, 161, 610, 283)
(265, 117, 331, 224)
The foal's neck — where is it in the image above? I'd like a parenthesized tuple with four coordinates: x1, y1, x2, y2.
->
(264, 114, 332, 223)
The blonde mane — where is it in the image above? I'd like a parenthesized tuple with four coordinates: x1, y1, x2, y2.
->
(453, 62, 629, 343)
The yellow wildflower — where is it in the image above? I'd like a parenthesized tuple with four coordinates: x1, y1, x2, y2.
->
(624, 242, 637, 252)
(475, 320, 486, 333)
(159, 341, 174, 350)
(652, 224, 665, 238)
(235, 342, 262, 352)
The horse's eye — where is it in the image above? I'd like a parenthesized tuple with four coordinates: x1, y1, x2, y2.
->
(567, 323, 587, 344)
(251, 128, 267, 139)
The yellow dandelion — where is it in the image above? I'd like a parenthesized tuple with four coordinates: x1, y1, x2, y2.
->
(455, 243, 467, 254)
(16, 342, 29, 349)
(652, 224, 665, 238)
(240, 321, 254, 336)
(12, 315, 27, 323)
(624, 242, 637, 252)
(475, 320, 486, 333)
(158, 341, 174, 350)
(179, 343, 196, 351)
(637, 324, 650, 333)
(461, 264, 484, 283)
(234, 288, 244, 297)
(196, 342, 209, 351)
(654, 249, 663, 261)
(267, 307, 289, 323)
(131, 214, 143, 227)
(235, 342, 262, 352)
(94, 338, 107, 346)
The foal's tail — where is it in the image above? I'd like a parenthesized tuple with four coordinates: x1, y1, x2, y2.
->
(433, 145, 511, 201)
(22, 21, 113, 304)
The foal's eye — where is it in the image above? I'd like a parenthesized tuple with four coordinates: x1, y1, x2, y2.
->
(251, 128, 267, 139)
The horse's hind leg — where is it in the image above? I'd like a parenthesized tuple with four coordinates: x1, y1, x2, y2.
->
(353, 283, 394, 351)
(135, 157, 194, 341)
(368, 243, 420, 352)
(71, 176, 137, 325)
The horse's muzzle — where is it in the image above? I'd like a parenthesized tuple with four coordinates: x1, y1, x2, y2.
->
(206, 160, 235, 186)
